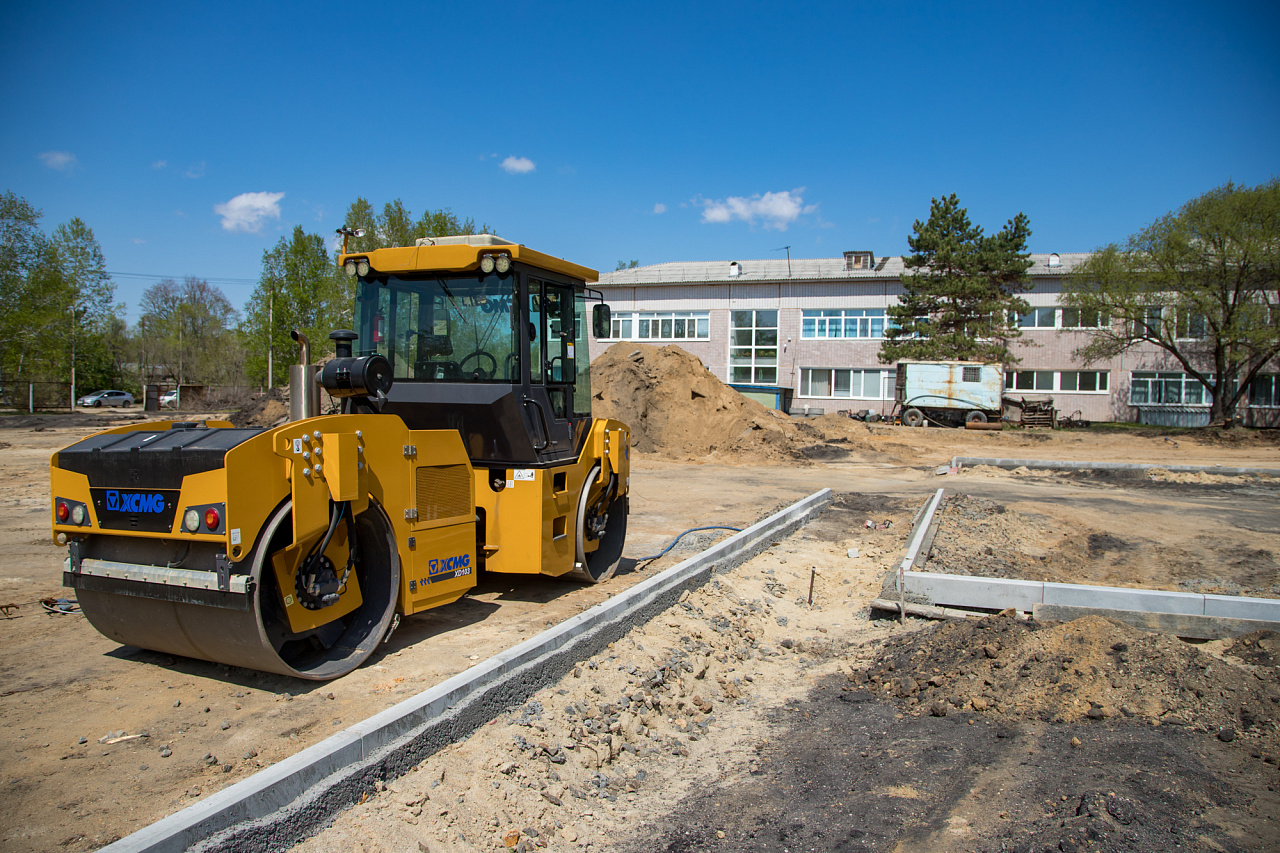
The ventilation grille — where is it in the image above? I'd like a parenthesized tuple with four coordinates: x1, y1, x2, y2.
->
(415, 464, 471, 520)
(962, 366, 981, 383)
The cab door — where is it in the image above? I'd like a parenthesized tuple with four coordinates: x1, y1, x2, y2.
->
(525, 278, 585, 462)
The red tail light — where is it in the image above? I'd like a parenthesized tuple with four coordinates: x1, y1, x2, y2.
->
(204, 507, 220, 530)
(56, 501, 69, 522)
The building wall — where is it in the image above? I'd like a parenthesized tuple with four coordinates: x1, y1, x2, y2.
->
(590, 266, 1278, 425)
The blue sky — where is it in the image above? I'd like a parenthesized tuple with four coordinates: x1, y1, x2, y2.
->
(2, 1, 1277, 321)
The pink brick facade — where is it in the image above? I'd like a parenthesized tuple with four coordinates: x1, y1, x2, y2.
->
(589, 254, 1279, 427)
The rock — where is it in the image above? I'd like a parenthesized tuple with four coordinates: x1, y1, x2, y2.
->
(1218, 726, 1237, 743)
(1070, 737, 1082, 748)
(982, 644, 999, 659)
(220, 720, 231, 730)
(541, 791, 563, 806)
(930, 702, 948, 717)
(204, 754, 218, 766)
(970, 697, 989, 712)
(1086, 704, 1107, 720)
(159, 747, 172, 758)
(502, 829, 520, 848)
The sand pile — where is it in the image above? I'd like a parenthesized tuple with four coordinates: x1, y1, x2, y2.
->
(590, 343, 861, 463)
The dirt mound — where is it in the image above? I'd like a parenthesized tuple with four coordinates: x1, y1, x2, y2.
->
(850, 612, 1280, 741)
(228, 388, 288, 428)
(590, 343, 865, 463)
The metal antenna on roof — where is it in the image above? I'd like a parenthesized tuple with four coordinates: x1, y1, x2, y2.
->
(771, 246, 792, 278)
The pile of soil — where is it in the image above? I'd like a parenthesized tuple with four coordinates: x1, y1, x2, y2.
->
(850, 611, 1280, 741)
(590, 343, 869, 463)
(228, 388, 288, 428)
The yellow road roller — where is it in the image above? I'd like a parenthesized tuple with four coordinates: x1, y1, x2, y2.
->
(50, 236, 629, 680)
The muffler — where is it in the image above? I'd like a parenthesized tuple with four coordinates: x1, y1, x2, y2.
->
(289, 330, 321, 422)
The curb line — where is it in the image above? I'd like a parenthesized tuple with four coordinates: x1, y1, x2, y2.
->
(951, 456, 1280, 476)
(101, 489, 832, 853)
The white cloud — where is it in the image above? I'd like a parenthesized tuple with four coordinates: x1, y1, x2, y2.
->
(214, 191, 284, 233)
(184, 162, 206, 179)
(151, 160, 167, 169)
(39, 151, 78, 172)
(653, 203, 667, 214)
(699, 189, 816, 231)
(501, 156, 535, 174)
(132, 238, 146, 244)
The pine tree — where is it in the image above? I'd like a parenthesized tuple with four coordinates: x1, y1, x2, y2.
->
(880, 194, 1033, 365)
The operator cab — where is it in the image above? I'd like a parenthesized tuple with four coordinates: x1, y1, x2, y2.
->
(343, 235, 609, 467)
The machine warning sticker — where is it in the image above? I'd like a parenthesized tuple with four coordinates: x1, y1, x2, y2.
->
(513, 469, 535, 482)
(293, 438, 304, 454)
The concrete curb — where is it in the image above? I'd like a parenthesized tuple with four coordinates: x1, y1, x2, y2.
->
(892, 570, 1280, 624)
(951, 456, 1280, 477)
(100, 489, 832, 853)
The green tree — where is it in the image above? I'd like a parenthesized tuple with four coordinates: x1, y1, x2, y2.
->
(49, 218, 117, 403)
(339, 197, 489, 254)
(136, 277, 240, 386)
(242, 227, 344, 388)
(0, 192, 54, 388)
(880, 194, 1033, 365)
(1063, 179, 1280, 425)
(615, 259, 640, 271)
(0, 194, 122, 403)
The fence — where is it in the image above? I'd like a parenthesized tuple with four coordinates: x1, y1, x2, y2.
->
(1, 382, 74, 412)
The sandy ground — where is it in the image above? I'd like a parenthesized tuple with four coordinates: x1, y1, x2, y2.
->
(1, 410, 1279, 851)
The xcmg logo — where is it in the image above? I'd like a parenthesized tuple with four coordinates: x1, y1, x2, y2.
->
(428, 553, 471, 576)
(105, 490, 166, 514)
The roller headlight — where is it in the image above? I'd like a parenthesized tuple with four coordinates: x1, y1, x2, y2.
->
(480, 255, 496, 274)
(495, 254, 511, 274)
(344, 259, 358, 277)
(70, 504, 86, 525)
(356, 259, 370, 277)
(183, 509, 200, 532)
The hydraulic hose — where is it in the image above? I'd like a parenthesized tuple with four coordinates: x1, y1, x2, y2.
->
(634, 526, 742, 567)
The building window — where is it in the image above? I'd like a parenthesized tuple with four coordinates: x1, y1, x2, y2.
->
(1016, 307, 1059, 328)
(1250, 375, 1279, 407)
(1005, 370, 1109, 393)
(1130, 372, 1211, 405)
(800, 368, 894, 399)
(730, 310, 778, 385)
(1060, 308, 1110, 329)
(607, 311, 709, 341)
(1176, 310, 1207, 340)
(801, 309, 886, 339)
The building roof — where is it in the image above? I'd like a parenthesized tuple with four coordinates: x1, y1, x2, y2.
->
(597, 252, 1091, 286)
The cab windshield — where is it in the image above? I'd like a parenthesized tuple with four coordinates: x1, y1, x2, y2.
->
(355, 273, 519, 381)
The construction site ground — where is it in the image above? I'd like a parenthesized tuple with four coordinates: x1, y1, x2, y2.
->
(2, 377, 1279, 850)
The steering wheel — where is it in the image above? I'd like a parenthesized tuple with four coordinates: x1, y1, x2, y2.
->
(459, 350, 498, 380)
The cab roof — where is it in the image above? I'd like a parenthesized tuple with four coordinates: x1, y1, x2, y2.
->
(340, 234, 598, 283)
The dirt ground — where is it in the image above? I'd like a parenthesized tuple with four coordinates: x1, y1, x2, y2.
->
(3, 355, 1280, 852)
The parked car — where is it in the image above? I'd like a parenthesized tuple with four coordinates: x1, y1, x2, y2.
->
(77, 389, 134, 408)
(160, 390, 179, 408)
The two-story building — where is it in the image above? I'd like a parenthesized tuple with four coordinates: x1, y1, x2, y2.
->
(588, 250, 1279, 427)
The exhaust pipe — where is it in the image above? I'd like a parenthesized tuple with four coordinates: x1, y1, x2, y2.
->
(289, 330, 321, 422)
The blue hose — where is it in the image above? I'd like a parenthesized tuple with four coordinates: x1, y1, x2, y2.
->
(634, 526, 742, 566)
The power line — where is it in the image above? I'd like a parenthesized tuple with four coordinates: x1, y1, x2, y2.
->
(106, 270, 259, 287)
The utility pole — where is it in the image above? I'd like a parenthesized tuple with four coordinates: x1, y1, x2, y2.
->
(267, 289, 273, 391)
